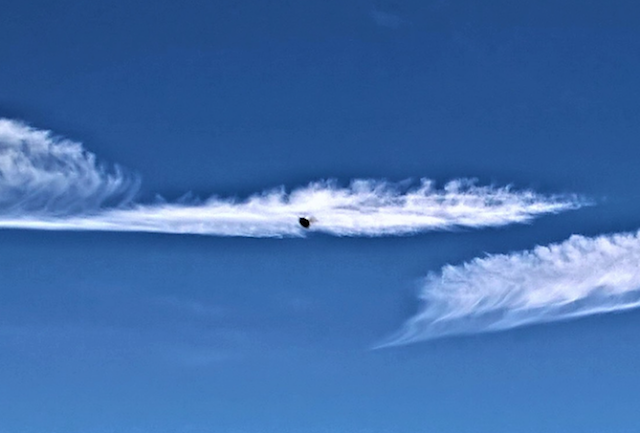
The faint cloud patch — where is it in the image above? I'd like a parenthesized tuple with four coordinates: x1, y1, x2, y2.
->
(370, 8, 402, 28)
(155, 295, 224, 318)
(287, 296, 314, 313)
(429, 0, 449, 10)
(168, 345, 237, 367)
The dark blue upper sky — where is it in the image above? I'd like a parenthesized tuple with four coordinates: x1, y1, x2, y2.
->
(2, 1, 640, 432)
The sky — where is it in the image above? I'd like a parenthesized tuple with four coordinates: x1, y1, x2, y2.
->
(2, 1, 640, 432)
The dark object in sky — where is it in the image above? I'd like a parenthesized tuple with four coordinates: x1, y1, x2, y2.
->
(299, 217, 311, 228)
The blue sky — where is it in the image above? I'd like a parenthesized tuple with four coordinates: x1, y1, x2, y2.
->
(2, 1, 640, 432)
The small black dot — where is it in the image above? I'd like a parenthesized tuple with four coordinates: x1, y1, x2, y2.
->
(299, 217, 311, 228)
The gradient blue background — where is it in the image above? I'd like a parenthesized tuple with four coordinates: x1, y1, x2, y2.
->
(2, 1, 640, 432)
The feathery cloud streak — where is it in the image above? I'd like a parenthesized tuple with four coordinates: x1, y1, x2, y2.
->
(0, 119, 138, 215)
(380, 231, 640, 346)
(0, 119, 583, 237)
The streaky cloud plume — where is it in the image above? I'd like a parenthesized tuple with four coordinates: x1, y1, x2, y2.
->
(0, 179, 585, 237)
(0, 119, 138, 215)
(379, 231, 640, 347)
(0, 118, 584, 237)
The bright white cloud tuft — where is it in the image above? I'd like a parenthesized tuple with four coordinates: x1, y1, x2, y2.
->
(0, 118, 584, 237)
(0, 119, 138, 215)
(379, 231, 640, 346)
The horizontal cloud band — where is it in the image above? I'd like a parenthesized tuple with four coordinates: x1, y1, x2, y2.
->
(0, 118, 584, 237)
(379, 231, 640, 346)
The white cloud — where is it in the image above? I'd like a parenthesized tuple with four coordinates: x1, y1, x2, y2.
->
(0, 178, 583, 237)
(0, 119, 138, 215)
(379, 230, 640, 347)
(0, 118, 583, 237)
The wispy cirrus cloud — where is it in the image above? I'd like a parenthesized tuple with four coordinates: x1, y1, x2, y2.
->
(378, 230, 640, 347)
(0, 118, 584, 237)
(0, 118, 138, 215)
